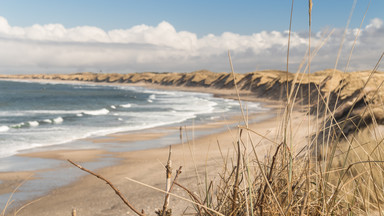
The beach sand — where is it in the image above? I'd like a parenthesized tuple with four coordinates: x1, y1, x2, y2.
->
(0, 79, 311, 215)
(1, 107, 312, 216)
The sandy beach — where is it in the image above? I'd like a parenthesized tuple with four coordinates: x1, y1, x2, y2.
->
(0, 75, 324, 215)
(1, 103, 312, 216)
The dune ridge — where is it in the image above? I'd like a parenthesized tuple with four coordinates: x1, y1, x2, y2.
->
(1, 69, 384, 138)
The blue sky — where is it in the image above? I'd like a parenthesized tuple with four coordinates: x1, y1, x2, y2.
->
(0, 0, 382, 35)
(0, 0, 382, 74)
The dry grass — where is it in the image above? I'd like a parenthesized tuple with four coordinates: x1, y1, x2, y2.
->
(149, 2, 384, 215)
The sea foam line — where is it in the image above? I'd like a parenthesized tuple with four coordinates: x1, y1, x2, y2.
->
(0, 126, 9, 132)
(120, 103, 132, 108)
(83, 108, 110, 115)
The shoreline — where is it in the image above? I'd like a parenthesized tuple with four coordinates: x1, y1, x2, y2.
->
(0, 77, 274, 158)
(8, 109, 292, 216)
(4, 111, 281, 215)
(0, 79, 284, 215)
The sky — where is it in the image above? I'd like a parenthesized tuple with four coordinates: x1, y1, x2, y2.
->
(0, 0, 383, 74)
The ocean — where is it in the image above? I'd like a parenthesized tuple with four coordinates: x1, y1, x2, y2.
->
(0, 79, 266, 159)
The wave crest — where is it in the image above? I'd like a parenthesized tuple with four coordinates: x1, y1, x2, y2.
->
(83, 108, 110, 115)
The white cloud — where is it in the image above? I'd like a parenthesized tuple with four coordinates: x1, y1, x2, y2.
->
(365, 18, 383, 30)
(0, 16, 383, 74)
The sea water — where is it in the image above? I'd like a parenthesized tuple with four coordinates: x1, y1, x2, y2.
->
(0, 79, 266, 158)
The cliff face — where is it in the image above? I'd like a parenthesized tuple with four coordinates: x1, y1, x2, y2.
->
(1, 69, 384, 138)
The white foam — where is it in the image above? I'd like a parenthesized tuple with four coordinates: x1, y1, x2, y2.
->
(28, 121, 39, 127)
(141, 89, 179, 96)
(83, 108, 110, 116)
(117, 118, 123, 121)
(53, 117, 64, 124)
(0, 110, 86, 116)
(149, 94, 156, 100)
(0, 126, 9, 132)
(168, 97, 217, 114)
(110, 105, 116, 109)
(43, 119, 53, 123)
(76, 113, 83, 117)
(120, 103, 132, 108)
(147, 99, 153, 103)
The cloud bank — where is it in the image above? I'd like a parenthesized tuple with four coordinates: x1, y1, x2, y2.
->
(0, 16, 383, 74)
